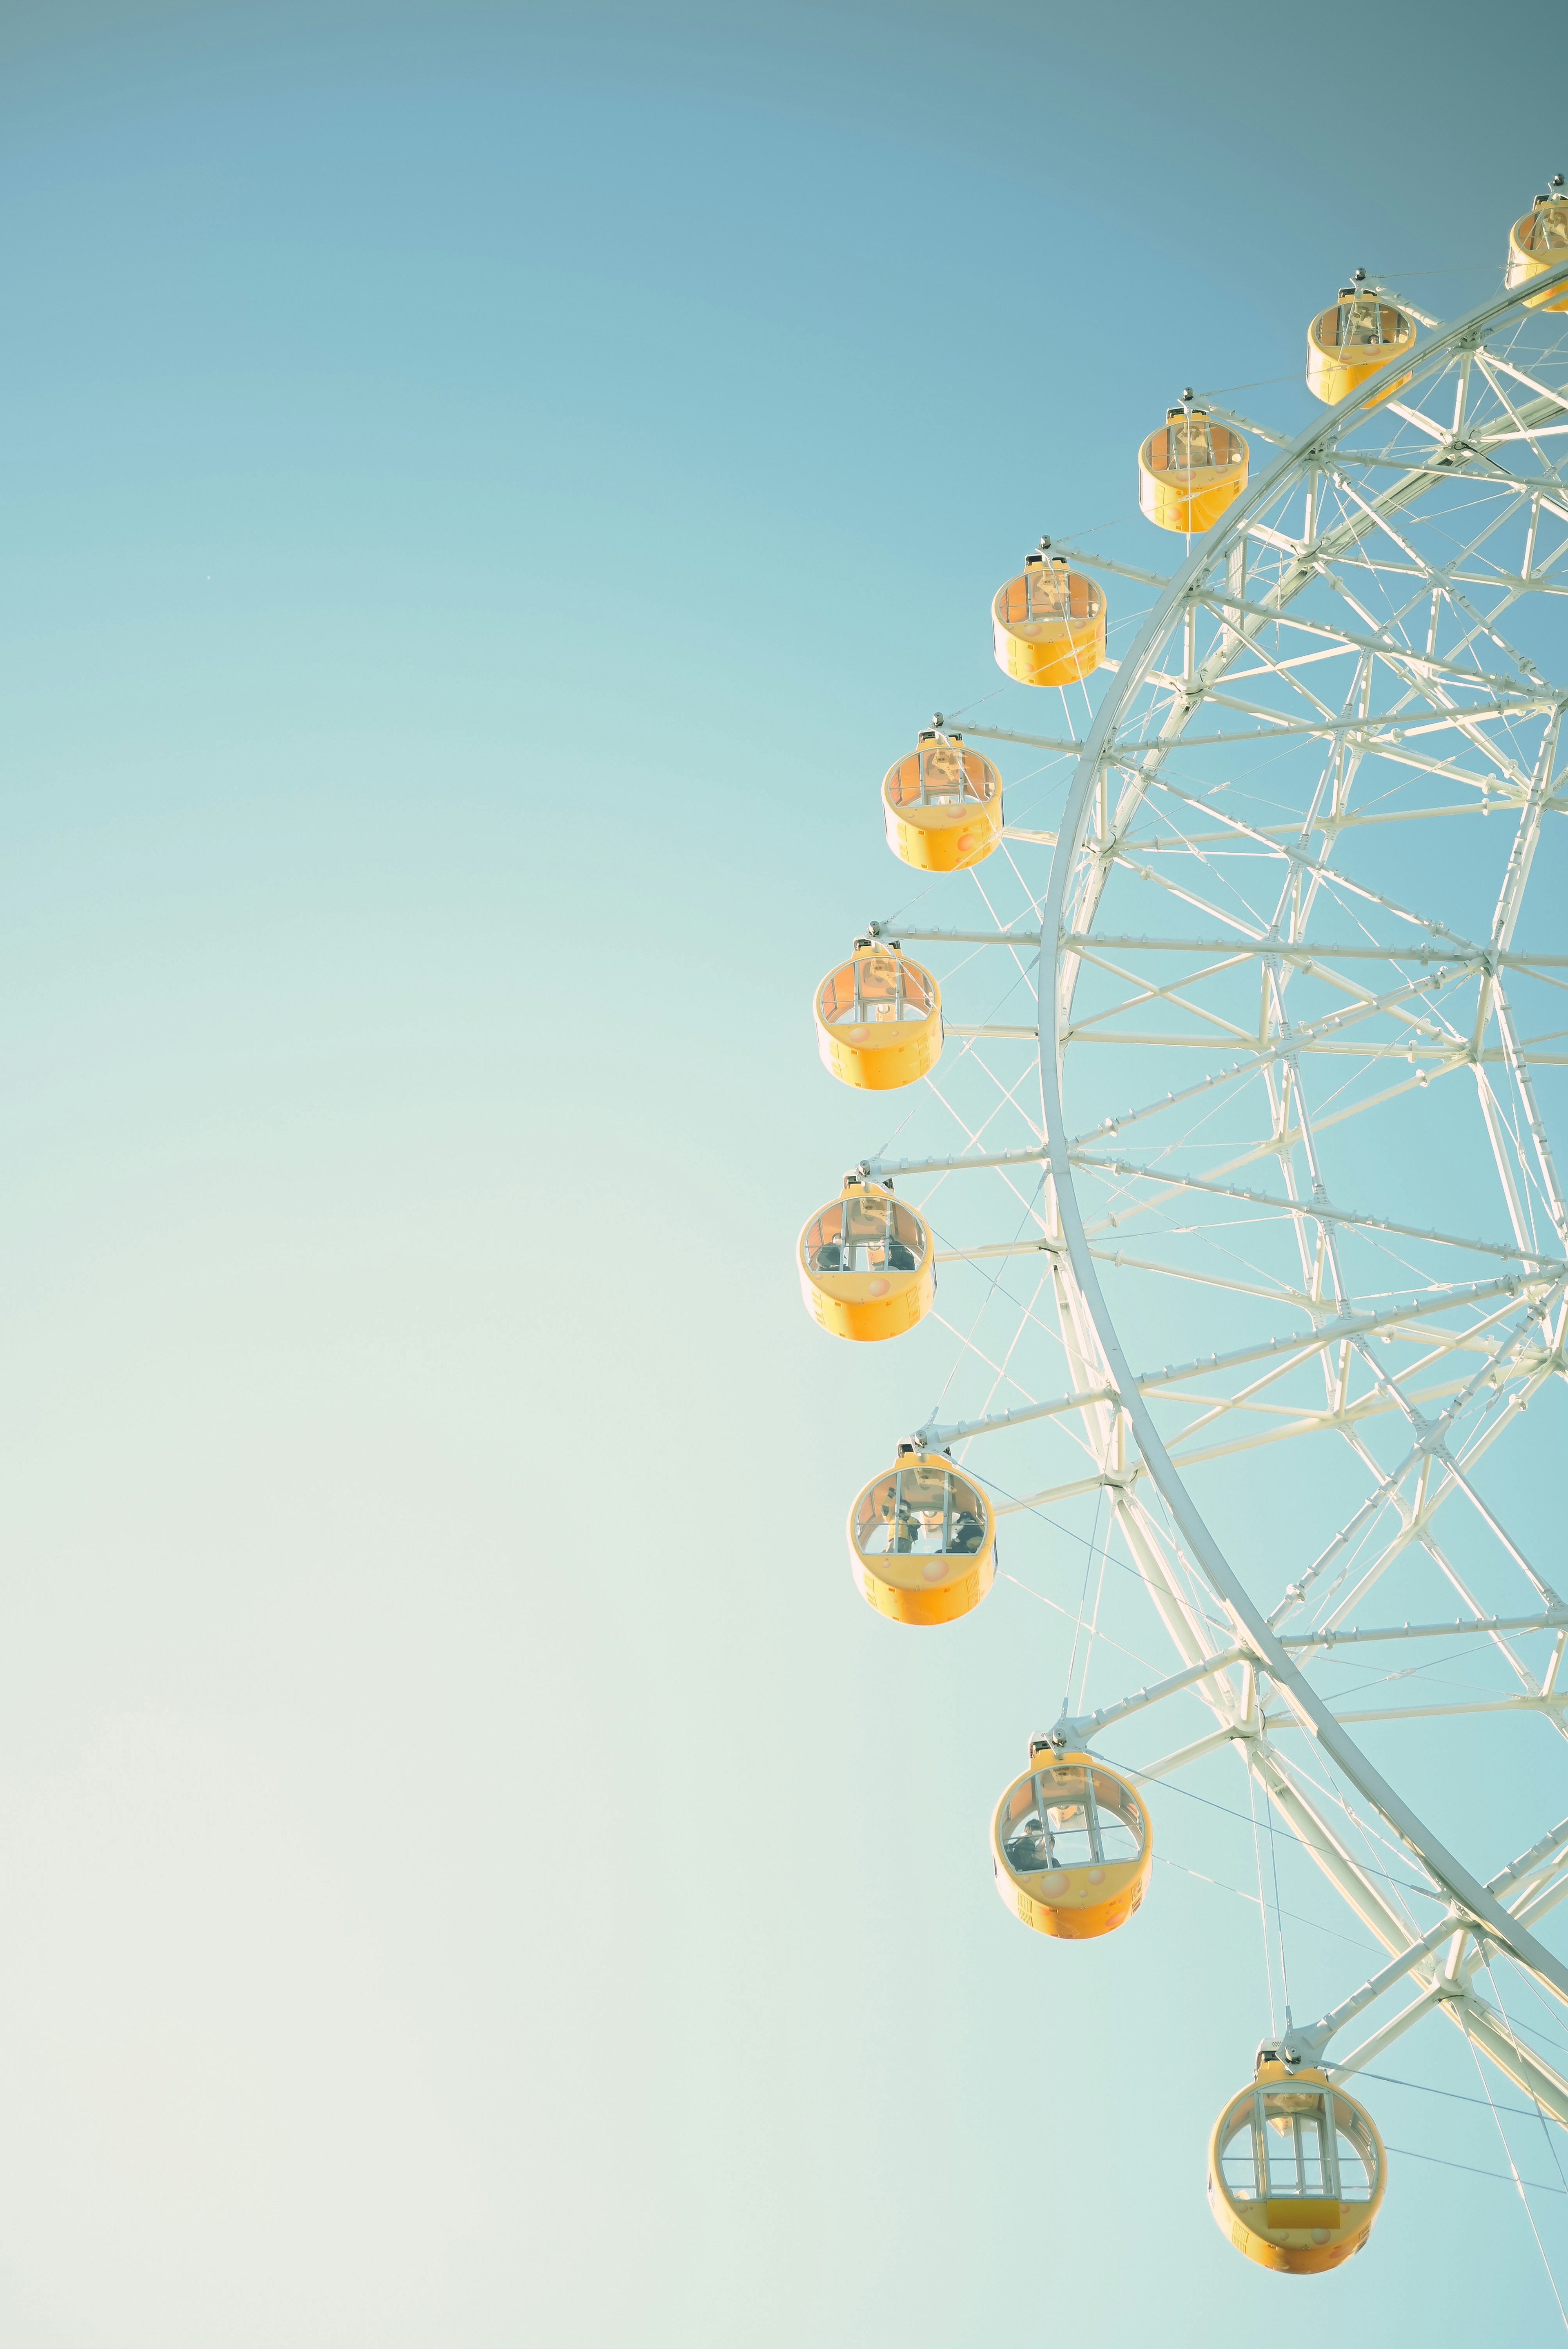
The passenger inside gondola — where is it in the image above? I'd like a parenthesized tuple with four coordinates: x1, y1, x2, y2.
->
(1161, 410, 1215, 468)
(1145, 410, 1245, 475)
(1000, 1764, 1145, 1875)
(817, 951, 936, 1030)
(1334, 286, 1398, 348)
(883, 733, 996, 811)
(804, 1192, 926, 1276)
(853, 1458, 989, 1558)
(1520, 180, 1568, 255)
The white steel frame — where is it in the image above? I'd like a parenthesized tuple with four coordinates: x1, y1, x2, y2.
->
(846, 256, 1568, 2123)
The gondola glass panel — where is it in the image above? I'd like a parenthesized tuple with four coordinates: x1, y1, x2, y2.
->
(815, 947, 942, 1089)
(797, 1180, 934, 1342)
(1306, 283, 1416, 408)
(990, 1751, 1152, 1939)
(881, 732, 1003, 872)
(847, 1453, 995, 1624)
(1138, 406, 1248, 534)
(1208, 2063, 1386, 2274)
(1506, 179, 1568, 312)
(992, 554, 1106, 688)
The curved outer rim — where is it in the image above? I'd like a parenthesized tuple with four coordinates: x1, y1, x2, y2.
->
(1033, 257, 1568, 2007)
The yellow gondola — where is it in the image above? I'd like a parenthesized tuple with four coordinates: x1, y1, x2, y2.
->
(990, 1745, 1152, 1939)
(814, 943, 942, 1090)
(846, 1448, 995, 1625)
(1305, 272, 1416, 408)
(1506, 175, 1568, 312)
(881, 731, 1002, 872)
(991, 547, 1105, 688)
(797, 1178, 934, 1342)
(1208, 2059, 1386, 2273)
(1138, 399, 1248, 534)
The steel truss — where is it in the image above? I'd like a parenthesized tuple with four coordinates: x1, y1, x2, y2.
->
(851, 259, 1568, 2125)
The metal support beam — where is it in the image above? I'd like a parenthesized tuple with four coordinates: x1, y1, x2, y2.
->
(1034, 262, 1568, 2014)
(860, 1146, 1048, 1181)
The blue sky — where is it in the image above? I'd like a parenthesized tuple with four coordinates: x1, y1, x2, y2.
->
(1, 4, 1565, 2342)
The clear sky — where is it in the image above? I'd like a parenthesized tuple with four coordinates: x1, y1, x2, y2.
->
(2, 3, 1566, 2342)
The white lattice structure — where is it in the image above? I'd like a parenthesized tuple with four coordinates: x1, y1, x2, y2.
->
(840, 256, 1568, 2130)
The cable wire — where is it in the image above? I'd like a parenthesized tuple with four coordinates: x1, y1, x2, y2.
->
(1466, 2026, 1568, 2329)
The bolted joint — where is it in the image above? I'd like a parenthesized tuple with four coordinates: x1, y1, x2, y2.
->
(1276, 2018, 1330, 2072)
(1258, 2010, 1321, 2074)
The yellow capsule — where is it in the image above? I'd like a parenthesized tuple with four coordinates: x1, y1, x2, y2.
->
(990, 1748, 1151, 1939)
(1208, 2062, 1387, 2274)
(814, 945, 942, 1091)
(796, 1178, 933, 1342)
(1506, 177, 1568, 311)
(881, 731, 1003, 872)
(1138, 404, 1248, 534)
(846, 1450, 994, 1625)
(1306, 280, 1416, 408)
(991, 552, 1105, 688)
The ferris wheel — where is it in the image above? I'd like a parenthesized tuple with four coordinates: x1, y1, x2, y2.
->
(799, 183, 1568, 2278)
